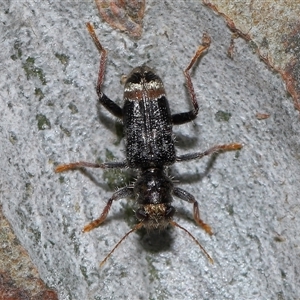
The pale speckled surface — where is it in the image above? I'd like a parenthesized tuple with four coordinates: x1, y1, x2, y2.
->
(1, 0, 300, 299)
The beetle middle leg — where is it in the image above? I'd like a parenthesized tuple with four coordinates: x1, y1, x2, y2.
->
(171, 33, 211, 125)
(55, 160, 128, 173)
(173, 187, 212, 235)
(176, 143, 242, 163)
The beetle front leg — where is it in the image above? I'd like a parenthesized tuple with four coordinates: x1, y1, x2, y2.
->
(83, 187, 134, 232)
(173, 187, 212, 235)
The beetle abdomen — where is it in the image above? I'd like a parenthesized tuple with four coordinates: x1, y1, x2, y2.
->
(123, 66, 176, 168)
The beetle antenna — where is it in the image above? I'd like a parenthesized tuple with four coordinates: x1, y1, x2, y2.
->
(170, 220, 214, 264)
(100, 222, 143, 267)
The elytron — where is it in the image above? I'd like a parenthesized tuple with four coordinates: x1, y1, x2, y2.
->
(55, 23, 242, 266)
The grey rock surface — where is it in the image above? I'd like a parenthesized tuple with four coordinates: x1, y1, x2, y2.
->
(1, 0, 299, 299)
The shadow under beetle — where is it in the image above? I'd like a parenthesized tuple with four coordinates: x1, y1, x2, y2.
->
(55, 23, 242, 266)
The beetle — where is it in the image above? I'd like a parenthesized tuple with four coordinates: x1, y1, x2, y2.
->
(55, 23, 242, 265)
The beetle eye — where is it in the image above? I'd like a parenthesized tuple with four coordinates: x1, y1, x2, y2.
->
(136, 209, 148, 221)
(165, 206, 175, 218)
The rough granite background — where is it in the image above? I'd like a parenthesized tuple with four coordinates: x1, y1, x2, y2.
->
(1, 0, 299, 299)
